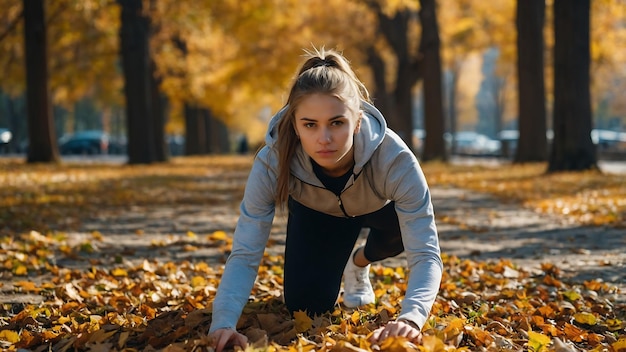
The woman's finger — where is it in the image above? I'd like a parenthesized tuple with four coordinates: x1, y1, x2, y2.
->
(215, 330, 233, 352)
(369, 321, 422, 344)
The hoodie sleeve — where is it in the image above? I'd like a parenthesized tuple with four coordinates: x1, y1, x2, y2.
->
(209, 148, 277, 333)
(384, 144, 443, 330)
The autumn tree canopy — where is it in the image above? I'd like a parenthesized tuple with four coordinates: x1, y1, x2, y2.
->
(1, 0, 625, 156)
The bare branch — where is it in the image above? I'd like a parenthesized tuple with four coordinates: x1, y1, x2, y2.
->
(0, 8, 23, 44)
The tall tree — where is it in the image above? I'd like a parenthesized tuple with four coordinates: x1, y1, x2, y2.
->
(23, 0, 59, 163)
(118, 0, 160, 164)
(205, 109, 230, 154)
(183, 104, 206, 155)
(363, 2, 420, 145)
(170, 36, 212, 156)
(419, 0, 447, 162)
(149, 0, 168, 162)
(150, 58, 169, 161)
(515, 0, 548, 163)
(548, 0, 597, 171)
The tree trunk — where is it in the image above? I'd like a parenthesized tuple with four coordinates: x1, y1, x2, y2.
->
(394, 57, 417, 144)
(364, 2, 420, 147)
(118, 0, 156, 164)
(184, 104, 207, 155)
(151, 58, 169, 162)
(23, 0, 59, 163)
(365, 46, 393, 123)
(493, 76, 506, 139)
(205, 112, 230, 154)
(419, 0, 447, 162)
(515, 0, 548, 163)
(149, 0, 168, 162)
(548, 0, 597, 171)
(447, 63, 461, 155)
(4, 95, 21, 153)
(215, 119, 230, 153)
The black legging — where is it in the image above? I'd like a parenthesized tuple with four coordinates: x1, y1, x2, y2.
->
(283, 197, 404, 316)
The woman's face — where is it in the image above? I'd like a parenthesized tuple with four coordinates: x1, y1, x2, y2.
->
(293, 93, 361, 177)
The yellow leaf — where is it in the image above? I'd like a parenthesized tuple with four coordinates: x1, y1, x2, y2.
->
(527, 330, 551, 352)
(383, 267, 395, 276)
(91, 231, 103, 241)
(612, 338, 626, 351)
(208, 230, 228, 241)
(191, 276, 207, 287)
(442, 317, 465, 338)
(186, 231, 197, 239)
(351, 311, 360, 324)
(421, 335, 445, 352)
(41, 330, 59, 340)
(573, 312, 597, 325)
(394, 266, 405, 278)
(14, 280, 39, 292)
(607, 318, 625, 331)
(13, 264, 27, 276)
(111, 268, 128, 277)
(0, 330, 20, 343)
(562, 290, 582, 301)
(293, 310, 312, 333)
(378, 336, 416, 352)
(331, 340, 368, 352)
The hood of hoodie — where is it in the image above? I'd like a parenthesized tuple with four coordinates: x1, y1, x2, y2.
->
(264, 100, 387, 184)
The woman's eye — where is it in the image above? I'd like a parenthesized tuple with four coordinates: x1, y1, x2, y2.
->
(304, 123, 315, 128)
(331, 120, 344, 126)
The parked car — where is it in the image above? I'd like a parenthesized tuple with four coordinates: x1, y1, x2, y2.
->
(591, 129, 626, 151)
(0, 128, 12, 145)
(449, 131, 501, 156)
(498, 128, 626, 157)
(59, 130, 109, 155)
(0, 128, 12, 153)
(412, 129, 426, 153)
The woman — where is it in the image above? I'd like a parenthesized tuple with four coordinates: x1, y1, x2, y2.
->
(208, 48, 442, 351)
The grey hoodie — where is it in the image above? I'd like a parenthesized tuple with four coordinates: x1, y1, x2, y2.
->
(209, 101, 442, 333)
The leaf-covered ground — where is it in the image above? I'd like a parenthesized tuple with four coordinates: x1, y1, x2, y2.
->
(0, 156, 625, 351)
(422, 162, 626, 228)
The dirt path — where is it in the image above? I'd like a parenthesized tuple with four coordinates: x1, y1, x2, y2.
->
(2, 184, 624, 305)
(431, 187, 626, 297)
(76, 185, 626, 294)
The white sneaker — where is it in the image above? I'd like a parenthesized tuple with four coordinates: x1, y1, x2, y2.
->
(343, 247, 375, 307)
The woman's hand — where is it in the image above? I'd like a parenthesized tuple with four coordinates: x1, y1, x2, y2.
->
(369, 319, 422, 345)
(209, 328, 248, 352)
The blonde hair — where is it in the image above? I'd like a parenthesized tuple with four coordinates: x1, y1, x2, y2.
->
(274, 48, 371, 206)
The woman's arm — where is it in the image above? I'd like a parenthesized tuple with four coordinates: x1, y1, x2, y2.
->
(209, 149, 278, 333)
(384, 147, 443, 330)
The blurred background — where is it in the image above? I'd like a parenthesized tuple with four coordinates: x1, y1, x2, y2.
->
(0, 0, 624, 167)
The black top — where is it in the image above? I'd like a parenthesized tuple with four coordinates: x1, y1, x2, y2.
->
(311, 159, 354, 196)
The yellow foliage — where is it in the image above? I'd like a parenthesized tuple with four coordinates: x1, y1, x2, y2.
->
(293, 311, 313, 333)
(0, 330, 20, 343)
(111, 268, 128, 277)
(613, 338, 626, 351)
(208, 230, 229, 241)
(527, 330, 551, 352)
(573, 312, 597, 326)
